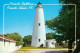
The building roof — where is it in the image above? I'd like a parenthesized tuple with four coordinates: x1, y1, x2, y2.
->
(0, 34, 16, 42)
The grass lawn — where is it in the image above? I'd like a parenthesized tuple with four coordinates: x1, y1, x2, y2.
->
(18, 47, 68, 51)
(20, 47, 68, 49)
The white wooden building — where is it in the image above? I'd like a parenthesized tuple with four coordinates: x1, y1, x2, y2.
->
(0, 34, 17, 53)
(45, 39, 56, 48)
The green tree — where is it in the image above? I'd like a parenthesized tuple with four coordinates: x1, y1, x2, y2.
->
(46, 2, 76, 53)
(59, 0, 80, 53)
(5, 32, 23, 46)
(46, 33, 55, 39)
(23, 35, 32, 46)
(46, 0, 80, 52)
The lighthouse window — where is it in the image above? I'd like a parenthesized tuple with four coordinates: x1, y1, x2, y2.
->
(39, 39, 40, 42)
(39, 23, 40, 26)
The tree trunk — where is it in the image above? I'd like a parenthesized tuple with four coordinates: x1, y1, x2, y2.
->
(73, 40, 80, 53)
(68, 39, 74, 53)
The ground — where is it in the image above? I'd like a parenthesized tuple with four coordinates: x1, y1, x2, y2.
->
(12, 47, 68, 53)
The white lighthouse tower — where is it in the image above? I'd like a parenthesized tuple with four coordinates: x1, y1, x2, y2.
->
(31, 2, 46, 47)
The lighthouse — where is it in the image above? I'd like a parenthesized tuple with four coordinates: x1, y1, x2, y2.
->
(31, 2, 46, 47)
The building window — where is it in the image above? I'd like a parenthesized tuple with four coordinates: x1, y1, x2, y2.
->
(39, 39, 40, 42)
(39, 23, 40, 26)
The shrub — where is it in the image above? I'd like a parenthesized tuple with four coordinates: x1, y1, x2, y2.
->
(40, 44, 44, 47)
(63, 43, 68, 48)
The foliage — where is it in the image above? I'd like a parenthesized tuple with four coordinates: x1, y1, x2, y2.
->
(59, 0, 80, 53)
(45, 0, 80, 53)
(23, 35, 32, 47)
(46, 33, 55, 39)
(46, 7, 75, 40)
(55, 43, 68, 48)
(40, 44, 44, 48)
(63, 43, 68, 48)
(46, 0, 80, 52)
(5, 32, 23, 46)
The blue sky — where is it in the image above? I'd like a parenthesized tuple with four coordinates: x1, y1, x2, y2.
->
(0, 0, 62, 37)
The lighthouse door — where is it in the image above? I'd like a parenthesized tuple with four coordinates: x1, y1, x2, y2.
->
(46, 42, 48, 48)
